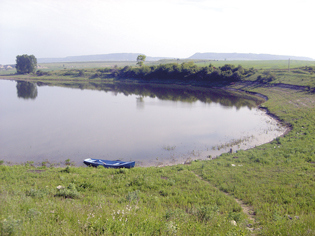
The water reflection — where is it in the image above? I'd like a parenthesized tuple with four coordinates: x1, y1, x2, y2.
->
(37, 81, 264, 109)
(0, 79, 285, 166)
(136, 96, 144, 109)
(16, 81, 38, 99)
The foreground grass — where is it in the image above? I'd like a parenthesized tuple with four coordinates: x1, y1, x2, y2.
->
(0, 165, 250, 235)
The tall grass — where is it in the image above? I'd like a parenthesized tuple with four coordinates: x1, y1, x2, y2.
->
(0, 165, 251, 235)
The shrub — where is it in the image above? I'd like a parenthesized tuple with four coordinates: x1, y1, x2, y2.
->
(228, 212, 243, 222)
(27, 208, 41, 219)
(0, 217, 22, 235)
(26, 188, 48, 198)
(78, 70, 85, 77)
(55, 183, 80, 199)
(195, 205, 219, 221)
(126, 190, 140, 203)
(36, 70, 51, 76)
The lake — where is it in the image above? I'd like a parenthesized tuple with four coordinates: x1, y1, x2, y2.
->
(0, 79, 286, 166)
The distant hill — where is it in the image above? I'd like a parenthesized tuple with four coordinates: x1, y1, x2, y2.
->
(189, 52, 314, 61)
(38, 53, 171, 63)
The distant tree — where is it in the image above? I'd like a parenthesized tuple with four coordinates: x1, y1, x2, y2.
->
(36, 70, 51, 76)
(78, 69, 85, 77)
(220, 64, 235, 72)
(231, 71, 242, 81)
(16, 54, 37, 74)
(137, 54, 146, 67)
(181, 61, 198, 76)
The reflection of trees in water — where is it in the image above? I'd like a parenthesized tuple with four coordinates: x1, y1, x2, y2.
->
(136, 96, 144, 109)
(37, 81, 264, 109)
(16, 81, 38, 99)
(87, 83, 263, 109)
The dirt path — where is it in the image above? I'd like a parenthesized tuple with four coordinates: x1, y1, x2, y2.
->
(191, 171, 257, 234)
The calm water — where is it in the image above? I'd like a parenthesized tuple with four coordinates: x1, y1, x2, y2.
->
(0, 80, 286, 166)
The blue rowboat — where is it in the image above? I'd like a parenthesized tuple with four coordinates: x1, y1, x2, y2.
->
(83, 158, 135, 168)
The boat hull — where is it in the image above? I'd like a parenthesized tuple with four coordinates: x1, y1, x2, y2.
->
(83, 158, 135, 168)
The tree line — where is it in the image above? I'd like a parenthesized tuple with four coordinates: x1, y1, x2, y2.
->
(112, 62, 256, 84)
(15, 54, 256, 84)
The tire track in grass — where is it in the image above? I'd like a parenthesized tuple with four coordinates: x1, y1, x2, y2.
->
(191, 170, 257, 235)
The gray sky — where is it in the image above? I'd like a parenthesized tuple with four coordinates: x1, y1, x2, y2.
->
(1, 0, 314, 64)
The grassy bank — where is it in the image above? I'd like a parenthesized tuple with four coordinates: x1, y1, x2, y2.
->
(1, 165, 250, 235)
(1, 61, 315, 235)
(189, 86, 315, 235)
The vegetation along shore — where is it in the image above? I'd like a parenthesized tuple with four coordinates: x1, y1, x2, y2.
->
(0, 59, 315, 235)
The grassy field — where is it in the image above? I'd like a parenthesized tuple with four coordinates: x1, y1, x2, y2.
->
(195, 60, 315, 70)
(2, 59, 315, 75)
(39, 59, 315, 70)
(1, 60, 315, 235)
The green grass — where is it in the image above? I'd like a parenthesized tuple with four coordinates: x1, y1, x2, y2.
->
(0, 165, 250, 235)
(0, 69, 16, 75)
(37, 59, 315, 73)
(2, 59, 314, 75)
(194, 60, 315, 70)
(38, 61, 139, 71)
(269, 70, 315, 87)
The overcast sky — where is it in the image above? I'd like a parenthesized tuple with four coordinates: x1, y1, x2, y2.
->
(0, 0, 314, 64)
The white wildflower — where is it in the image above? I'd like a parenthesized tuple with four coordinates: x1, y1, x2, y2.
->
(56, 185, 64, 189)
(231, 220, 237, 226)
